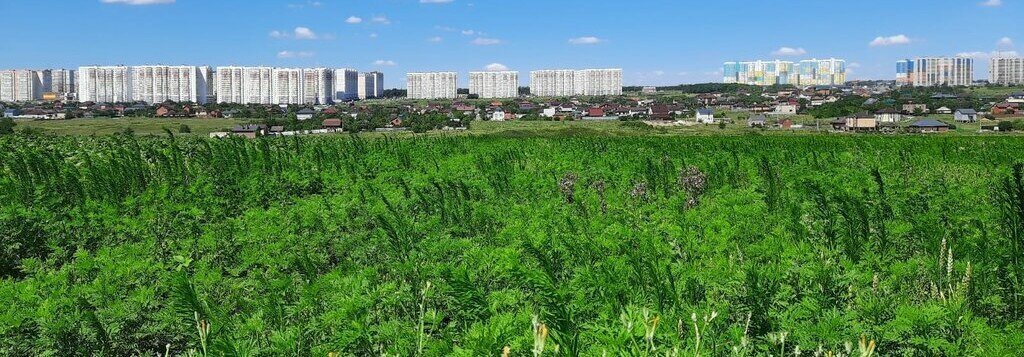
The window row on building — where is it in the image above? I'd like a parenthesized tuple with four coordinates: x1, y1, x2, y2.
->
(723, 59, 846, 86)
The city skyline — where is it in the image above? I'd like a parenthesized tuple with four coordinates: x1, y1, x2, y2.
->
(0, 0, 1019, 88)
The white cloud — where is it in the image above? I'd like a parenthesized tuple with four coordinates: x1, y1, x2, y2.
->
(277, 51, 314, 58)
(420, 0, 454, 3)
(293, 27, 317, 39)
(569, 36, 603, 45)
(427, 36, 443, 43)
(100, 0, 174, 5)
(461, 30, 476, 36)
(472, 37, 502, 45)
(652, 70, 666, 76)
(997, 37, 1014, 47)
(345, 16, 363, 24)
(484, 63, 509, 71)
(772, 47, 807, 56)
(956, 50, 1019, 59)
(369, 33, 378, 39)
(980, 0, 1002, 6)
(373, 60, 397, 66)
(271, 27, 321, 40)
(848, 62, 862, 68)
(869, 34, 912, 47)
(371, 16, 390, 25)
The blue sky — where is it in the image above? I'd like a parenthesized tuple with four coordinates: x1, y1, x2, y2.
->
(1, 0, 1019, 88)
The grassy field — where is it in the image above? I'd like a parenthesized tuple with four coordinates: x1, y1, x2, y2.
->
(13, 117, 251, 136)
(11, 115, 1024, 139)
(3, 134, 1024, 355)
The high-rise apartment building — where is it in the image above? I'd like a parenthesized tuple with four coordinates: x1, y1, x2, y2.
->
(216, 67, 371, 104)
(131, 65, 212, 104)
(368, 71, 384, 98)
(901, 57, 974, 87)
(407, 72, 458, 99)
(78, 66, 133, 102)
(573, 69, 623, 96)
(723, 59, 845, 86)
(272, 68, 302, 105)
(301, 68, 333, 105)
(529, 69, 622, 97)
(896, 60, 915, 86)
(50, 69, 76, 100)
(530, 70, 576, 97)
(990, 57, 1024, 85)
(333, 69, 359, 102)
(0, 70, 38, 102)
(357, 73, 371, 100)
(469, 71, 519, 98)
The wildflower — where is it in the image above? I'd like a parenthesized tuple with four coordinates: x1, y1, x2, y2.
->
(631, 182, 649, 200)
(559, 172, 578, 204)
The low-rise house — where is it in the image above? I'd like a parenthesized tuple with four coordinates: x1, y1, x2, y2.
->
(935, 106, 953, 115)
(908, 119, 950, 133)
(696, 108, 715, 123)
(779, 119, 794, 130)
(231, 124, 268, 138)
(491, 109, 508, 121)
(649, 105, 671, 120)
(322, 118, 343, 130)
(296, 108, 316, 121)
(4, 109, 20, 118)
(992, 102, 1021, 116)
(541, 107, 557, 118)
(1009, 92, 1024, 104)
(954, 109, 978, 123)
(875, 108, 902, 123)
(748, 114, 767, 128)
(845, 114, 878, 131)
(772, 104, 797, 115)
(903, 103, 928, 114)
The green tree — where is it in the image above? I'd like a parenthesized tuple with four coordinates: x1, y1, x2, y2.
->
(0, 117, 15, 135)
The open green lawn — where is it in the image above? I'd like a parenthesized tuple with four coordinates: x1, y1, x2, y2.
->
(13, 117, 253, 136)
(963, 86, 1024, 98)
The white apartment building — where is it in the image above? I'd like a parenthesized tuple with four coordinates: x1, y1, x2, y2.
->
(301, 68, 333, 105)
(407, 72, 458, 99)
(912, 57, 973, 87)
(469, 71, 519, 99)
(131, 65, 212, 104)
(216, 66, 246, 104)
(243, 67, 274, 104)
(723, 59, 845, 86)
(530, 70, 576, 97)
(991, 57, 1024, 85)
(368, 71, 384, 98)
(272, 68, 303, 105)
(51, 69, 76, 100)
(357, 73, 371, 100)
(574, 69, 623, 96)
(0, 70, 38, 102)
(333, 69, 359, 102)
(77, 66, 133, 103)
(529, 68, 622, 97)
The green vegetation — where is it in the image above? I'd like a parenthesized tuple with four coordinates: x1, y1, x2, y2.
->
(12, 118, 251, 136)
(3, 134, 1024, 355)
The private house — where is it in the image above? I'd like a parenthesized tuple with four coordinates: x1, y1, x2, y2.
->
(4, 109, 19, 118)
(541, 107, 557, 118)
(779, 119, 794, 130)
(908, 119, 950, 133)
(903, 103, 928, 114)
(935, 107, 953, 115)
(1009, 92, 1024, 103)
(491, 109, 507, 121)
(748, 114, 767, 128)
(696, 108, 715, 123)
(842, 112, 877, 131)
(231, 124, 268, 138)
(649, 105, 671, 120)
(874, 108, 902, 123)
(322, 118, 343, 130)
(296, 108, 316, 121)
(772, 104, 797, 115)
(954, 109, 978, 123)
(992, 102, 1021, 116)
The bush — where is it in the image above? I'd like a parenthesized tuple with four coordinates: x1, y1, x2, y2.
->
(0, 117, 14, 135)
(178, 124, 192, 134)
